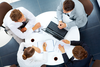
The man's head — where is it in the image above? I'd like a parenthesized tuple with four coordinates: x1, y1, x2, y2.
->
(10, 9, 26, 22)
(22, 47, 35, 60)
(72, 46, 88, 60)
(63, 0, 75, 13)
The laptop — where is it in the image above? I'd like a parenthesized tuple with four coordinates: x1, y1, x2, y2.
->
(45, 21, 68, 40)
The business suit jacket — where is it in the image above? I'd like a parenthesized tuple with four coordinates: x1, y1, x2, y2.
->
(57, 0, 88, 29)
(62, 41, 91, 67)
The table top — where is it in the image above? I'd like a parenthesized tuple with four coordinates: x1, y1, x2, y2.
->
(25, 11, 80, 65)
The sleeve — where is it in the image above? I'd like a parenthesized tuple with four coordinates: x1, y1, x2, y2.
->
(20, 7, 37, 29)
(57, 0, 64, 21)
(62, 53, 69, 64)
(10, 25, 33, 39)
(66, 15, 87, 29)
(17, 42, 25, 59)
(70, 41, 87, 48)
(25, 52, 48, 66)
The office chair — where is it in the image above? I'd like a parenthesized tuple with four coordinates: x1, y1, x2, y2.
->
(0, 2, 12, 32)
(79, 0, 93, 16)
(78, 0, 93, 30)
(0, 2, 24, 44)
(90, 53, 100, 67)
(92, 60, 100, 67)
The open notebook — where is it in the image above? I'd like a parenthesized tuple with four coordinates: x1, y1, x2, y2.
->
(37, 39, 54, 53)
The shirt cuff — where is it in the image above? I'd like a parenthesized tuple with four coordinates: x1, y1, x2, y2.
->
(43, 51, 47, 53)
(62, 52, 66, 55)
(59, 20, 62, 21)
(62, 52, 66, 54)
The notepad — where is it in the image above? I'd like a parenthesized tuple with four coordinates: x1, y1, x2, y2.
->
(37, 40, 54, 53)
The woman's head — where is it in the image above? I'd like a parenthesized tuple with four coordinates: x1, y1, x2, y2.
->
(72, 46, 88, 60)
(22, 47, 35, 60)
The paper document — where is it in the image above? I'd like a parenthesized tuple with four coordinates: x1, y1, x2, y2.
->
(54, 41, 75, 58)
(37, 40, 54, 52)
(54, 41, 70, 53)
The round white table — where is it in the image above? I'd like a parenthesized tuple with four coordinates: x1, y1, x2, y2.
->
(25, 11, 80, 65)
(0, 27, 12, 47)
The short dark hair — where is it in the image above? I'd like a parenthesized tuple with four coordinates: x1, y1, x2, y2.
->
(10, 9, 22, 21)
(63, 0, 75, 11)
(72, 46, 88, 60)
(22, 47, 35, 60)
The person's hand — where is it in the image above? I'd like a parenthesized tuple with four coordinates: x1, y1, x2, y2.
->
(43, 42, 47, 51)
(58, 44, 65, 53)
(62, 39, 70, 44)
(58, 21, 66, 29)
(35, 22, 41, 28)
(21, 27, 27, 33)
(58, 21, 63, 27)
(32, 22, 41, 31)
(32, 46, 41, 53)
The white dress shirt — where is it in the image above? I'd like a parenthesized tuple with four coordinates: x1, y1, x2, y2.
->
(17, 42, 48, 67)
(3, 7, 38, 39)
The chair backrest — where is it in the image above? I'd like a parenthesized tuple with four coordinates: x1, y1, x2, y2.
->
(0, 2, 12, 26)
(92, 60, 100, 67)
(79, 0, 93, 16)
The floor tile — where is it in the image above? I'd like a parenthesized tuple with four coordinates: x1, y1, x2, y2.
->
(10, 0, 41, 16)
(93, 53, 100, 60)
(0, 57, 3, 67)
(0, 0, 20, 4)
(38, 0, 60, 13)
(80, 0, 100, 31)
(1, 52, 18, 66)
(80, 25, 100, 55)
(91, 0, 100, 21)
(46, 63, 65, 67)
(0, 38, 19, 57)
(95, 0, 100, 21)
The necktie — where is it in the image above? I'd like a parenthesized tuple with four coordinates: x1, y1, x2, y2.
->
(66, 13, 70, 17)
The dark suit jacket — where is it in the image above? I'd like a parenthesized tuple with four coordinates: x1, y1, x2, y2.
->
(62, 41, 91, 67)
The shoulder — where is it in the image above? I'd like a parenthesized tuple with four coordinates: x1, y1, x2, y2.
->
(3, 9, 14, 26)
(72, 0, 85, 14)
(15, 7, 28, 14)
(20, 42, 26, 45)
